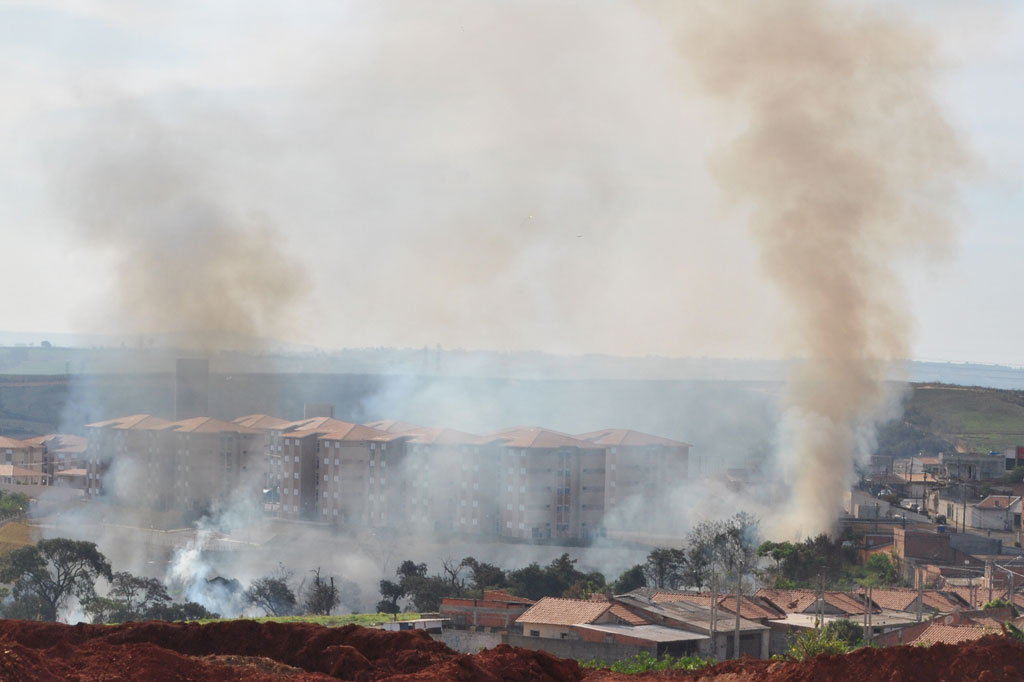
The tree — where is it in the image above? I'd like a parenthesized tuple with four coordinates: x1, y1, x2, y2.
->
(612, 564, 648, 594)
(146, 601, 219, 621)
(821, 619, 864, 649)
(85, 572, 170, 623)
(440, 557, 465, 590)
(244, 572, 297, 617)
(304, 567, 341, 616)
(460, 557, 506, 596)
(644, 549, 687, 589)
(377, 579, 404, 614)
(0, 538, 112, 621)
(786, 624, 849, 660)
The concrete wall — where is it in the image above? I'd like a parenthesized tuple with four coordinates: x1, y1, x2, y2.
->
(948, 531, 1002, 556)
(436, 629, 503, 654)
(505, 633, 647, 663)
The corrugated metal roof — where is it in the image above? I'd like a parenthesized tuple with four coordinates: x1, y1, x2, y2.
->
(573, 623, 707, 643)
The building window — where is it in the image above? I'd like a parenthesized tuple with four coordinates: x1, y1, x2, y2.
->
(530, 630, 540, 637)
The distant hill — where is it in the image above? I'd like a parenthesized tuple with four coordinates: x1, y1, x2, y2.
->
(900, 384, 1024, 453)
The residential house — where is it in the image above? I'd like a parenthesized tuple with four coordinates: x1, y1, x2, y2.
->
(512, 596, 713, 662)
(440, 590, 535, 630)
(970, 495, 1021, 532)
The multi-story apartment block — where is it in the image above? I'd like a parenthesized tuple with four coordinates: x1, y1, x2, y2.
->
(84, 415, 263, 515)
(84, 414, 171, 500)
(486, 427, 609, 541)
(27, 434, 88, 478)
(0, 435, 48, 485)
(159, 417, 264, 514)
(317, 422, 406, 526)
(577, 429, 690, 534)
(81, 411, 690, 541)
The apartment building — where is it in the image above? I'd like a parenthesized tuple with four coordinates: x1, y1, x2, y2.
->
(159, 417, 264, 514)
(316, 421, 406, 526)
(84, 414, 263, 514)
(82, 411, 691, 541)
(486, 427, 608, 541)
(84, 414, 171, 499)
(26, 434, 88, 478)
(577, 429, 690, 534)
(0, 435, 45, 478)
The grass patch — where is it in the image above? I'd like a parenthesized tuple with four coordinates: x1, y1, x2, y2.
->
(0, 521, 36, 555)
(193, 612, 422, 627)
(910, 385, 1024, 452)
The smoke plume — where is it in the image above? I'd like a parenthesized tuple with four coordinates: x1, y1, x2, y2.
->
(53, 108, 306, 350)
(677, 1, 966, 536)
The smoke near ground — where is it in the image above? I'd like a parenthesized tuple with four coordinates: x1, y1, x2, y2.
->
(673, 1, 967, 536)
(16, 0, 972, 606)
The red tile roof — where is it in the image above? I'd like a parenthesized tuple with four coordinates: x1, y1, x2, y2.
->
(907, 623, 993, 646)
(406, 427, 485, 446)
(488, 427, 600, 450)
(516, 598, 610, 626)
(755, 589, 873, 616)
(482, 590, 534, 604)
(0, 464, 43, 478)
(233, 415, 291, 430)
(577, 429, 690, 448)
(652, 591, 782, 620)
(86, 415, 171, 430)
(364, 420, 424, 434)
(0, 436, 32, 449)
(165, 417, 262, 435)
(318, 423, 397, 443)
(608, 603, 649, 625)
(977, 495, 1021, 509)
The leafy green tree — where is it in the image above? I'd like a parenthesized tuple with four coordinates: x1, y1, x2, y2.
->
(864, 553, 898, 585)
(644, 548, 687, 589)
(146, 601, 219, 621)
(787, 625, 849, 660)
(85, 571, 170, 623)
(612, 564, 647, 594)
(244, 573, 297, 617)
(0, 491, 29, 517)
(377, 579, 404, 614)
(460, 557, 507, 596)
(304, 567, 341, 616)
(821, 619, 864, 649)
(0, 538, 112, 621)
(563, 571, 608, 600)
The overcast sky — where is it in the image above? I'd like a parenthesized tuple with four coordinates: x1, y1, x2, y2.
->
(1, 1, 1022, 365)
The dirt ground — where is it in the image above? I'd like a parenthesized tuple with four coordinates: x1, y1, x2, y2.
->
(0, 620, 1020, 681)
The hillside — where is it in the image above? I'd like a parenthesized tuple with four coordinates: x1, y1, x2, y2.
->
(897, 384, 1024, 454)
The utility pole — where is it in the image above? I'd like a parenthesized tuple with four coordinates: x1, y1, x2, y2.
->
(733, 562, 742, 660)
(710, 570, 718, 658)
(917, 565, 924, 622)
(988, 560, 994, 605)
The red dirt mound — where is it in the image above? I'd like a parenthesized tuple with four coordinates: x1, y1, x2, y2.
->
(0, 620, 1021, 681)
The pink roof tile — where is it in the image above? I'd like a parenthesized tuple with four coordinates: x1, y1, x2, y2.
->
(577, 429, 690, 448)
(516, 598, 610, 626)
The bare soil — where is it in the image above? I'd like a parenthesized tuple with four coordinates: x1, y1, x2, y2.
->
(0, 620, 1019, 681)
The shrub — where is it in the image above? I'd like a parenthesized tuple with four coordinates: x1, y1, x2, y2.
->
(579, 651, 712, 673)
(787, 625, 849, 661)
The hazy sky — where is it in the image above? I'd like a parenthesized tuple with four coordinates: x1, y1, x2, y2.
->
(1, 1, 1021, 364)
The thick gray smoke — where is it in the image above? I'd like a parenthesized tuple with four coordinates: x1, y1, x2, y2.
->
(674, 1, 967, 536)
(52, 108, 306, 350)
